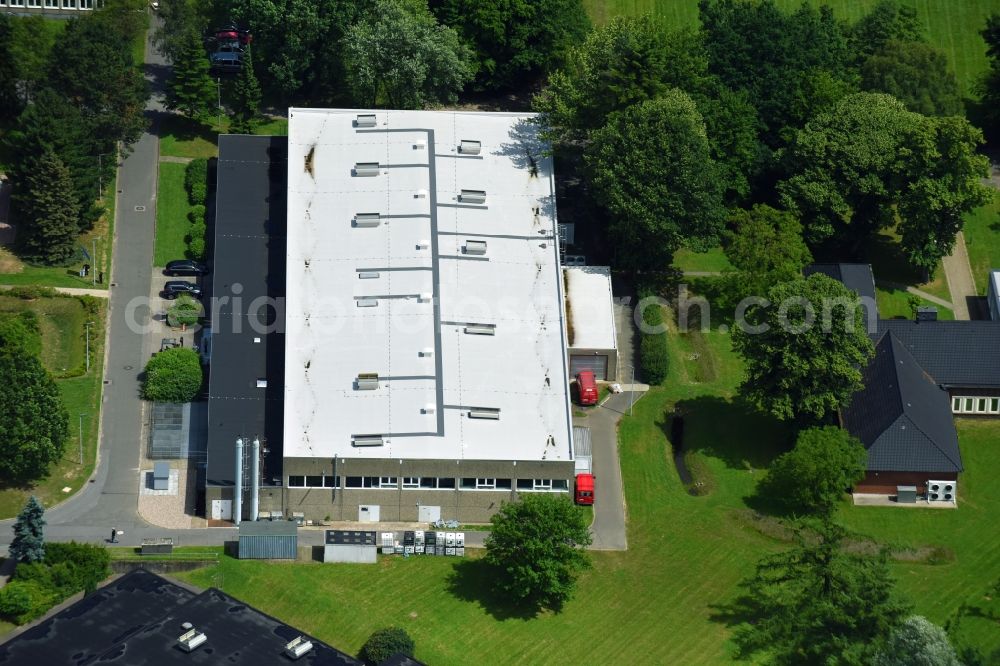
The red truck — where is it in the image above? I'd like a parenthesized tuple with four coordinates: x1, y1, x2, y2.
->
(575, 473, 594, 505)
(575, 370, 599, 406)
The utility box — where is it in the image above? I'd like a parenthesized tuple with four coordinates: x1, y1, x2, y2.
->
(140, 538, 173, 555)
(152, 462, 170, 491)
(897, 485, 917, 504)
(238, 521, 297, 559)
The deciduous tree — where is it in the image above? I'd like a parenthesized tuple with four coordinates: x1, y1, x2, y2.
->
(978, 13, 1000, 139)
(850, 0, 923, 60)
(873, 616, 962, 666)
(166, 29, 217, 120)
(861, 41, 963, 116)
(732, 273, 874, 423)
(359, 627, 415, 665)
(9, 497, 45, 564)
(434, 0, 590, 91)
(485, 494, 591, 611)
(725, 519, 909, 664)
(757, 426, 868, 516)
(342, 0, 474, 108)
(14, 150, 81, 265)
(0, 346, 69, 482)
(723, 204, 811, 303)
(585, 93, 726, 273)
(142, 347, 203, 403)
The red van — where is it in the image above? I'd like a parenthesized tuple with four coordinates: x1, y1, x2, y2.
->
(575, 473, 595, 505)
(575, 370, 599, 406)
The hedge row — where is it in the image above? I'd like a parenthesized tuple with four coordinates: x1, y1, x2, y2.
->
(638, 288, 669, 385)
(186, 204, 207, 260)
(184, 158, 208, 206)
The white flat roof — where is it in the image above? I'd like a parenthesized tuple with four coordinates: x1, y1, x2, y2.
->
(284, 108, 573, 462)
(564, 266, 617, 350)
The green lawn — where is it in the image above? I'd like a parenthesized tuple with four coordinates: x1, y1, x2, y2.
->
(0, 295, 105, 519)
(674, 246, 733, 273)
(159, 114, 289, 159)
(154, 162, 193, 267)
(962, 193, 1000, 294)
(582, 0, 999, 96)
(876, 286, 955, 320)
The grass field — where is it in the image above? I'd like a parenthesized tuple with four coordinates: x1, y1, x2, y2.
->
(962, 193, 1000, 294)
(582, 0, 999, 97)
(154, 162, 193, 267)
(674, 246, 733, 273)
(0, 295, 105, 519)
(159, 115, 289, 159)
(875, 286, 955, 320)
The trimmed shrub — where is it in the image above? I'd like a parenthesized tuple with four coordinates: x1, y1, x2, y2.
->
(187, 218, 207, 260)
(167, 293, 202, 328)
(45, 542, 111, 594)
(184, 158, 209, 206)
(142, 346, 203, 402)
(187, 204, 205, 225)
(638, 288, 669, 384)
(359, 627, 415, 665)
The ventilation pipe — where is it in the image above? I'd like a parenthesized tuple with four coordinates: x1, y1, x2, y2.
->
(234, 437, 244, 525)
(251, 437, 260, 522)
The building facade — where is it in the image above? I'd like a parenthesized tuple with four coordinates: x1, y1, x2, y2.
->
(0, 0, 102, 13)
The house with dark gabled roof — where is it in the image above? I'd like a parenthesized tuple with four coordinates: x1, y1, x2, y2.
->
(808, 262, 1000, 502)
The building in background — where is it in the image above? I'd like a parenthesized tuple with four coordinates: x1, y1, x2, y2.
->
(0, 0, 102, 14)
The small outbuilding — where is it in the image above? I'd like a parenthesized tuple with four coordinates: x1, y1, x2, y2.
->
(324, 530, 378, 564)
(564, 266, 618, 380)
(238, 520, 297, 560)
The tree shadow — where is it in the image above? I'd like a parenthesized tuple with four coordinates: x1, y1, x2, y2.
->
(155, 114, 218, 146)
(445, 558, 544, 621)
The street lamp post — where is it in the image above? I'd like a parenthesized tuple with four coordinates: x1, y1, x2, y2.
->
(78, 413, 85, 465)
(92, 238, 97, 285)
(629, 364, 635, 416)
(85, 322, 93, 373)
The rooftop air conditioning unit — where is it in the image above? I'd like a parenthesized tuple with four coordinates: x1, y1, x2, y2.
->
(352, 435, 385, 447)
(416, 240, 430, 250)
(459, 140, 482, 155)
(285, 636, 314, 660)
(354, 213, 381, 228)
(358, 271, 380, 280)
(356, 373, 379, 390)
(355, 114, 377, 128)
(354, 162, 380, 177)
(177, 629, 207, 652)
(356, 298, 378, 308)
(459, 189, 487, 204)
(468, 408, 500, 420)
(465, 240, 487, 256)
(418, 293, 432, 303)
(464, 323, 496, 336)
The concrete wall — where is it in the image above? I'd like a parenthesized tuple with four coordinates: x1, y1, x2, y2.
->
(323, 545, 377, 564)
(856, 471, 958, 495)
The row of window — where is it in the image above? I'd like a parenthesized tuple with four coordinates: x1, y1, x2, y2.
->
(287, 476, 569, 492)
(952, 396, 1000, 415)
(0, 0, 100, 8)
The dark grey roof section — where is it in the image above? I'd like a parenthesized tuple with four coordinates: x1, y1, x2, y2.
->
(149, 402, 207, 460)
(843, 333, 963, 473)
(0, 569, 361, 665)
(876, 320, 1000, 389)
(239, 519, 297, 537)
(804, 263, 878, 319)
(206, 135, 287, 486)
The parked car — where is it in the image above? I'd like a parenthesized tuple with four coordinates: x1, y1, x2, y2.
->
(210, 51, 242, 73)
(575, 370, 599, 406)
(164, 260, 208, 276)
(163, 280, 202, 299)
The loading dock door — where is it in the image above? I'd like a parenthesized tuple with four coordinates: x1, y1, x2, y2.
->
(570, 354, 609, 381)
(359, 505, 380, 522)
(418, 505, 441, 522)
(211, 499, 232, 520)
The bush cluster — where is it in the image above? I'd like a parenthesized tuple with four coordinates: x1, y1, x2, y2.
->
(359, 627, 415, 665)
(142, 346, 203, 403)
(0, 542, 110, 624)
(184, 158, 208, 206)
(638, 288, 669, 385)
(186, 204, 207, 260)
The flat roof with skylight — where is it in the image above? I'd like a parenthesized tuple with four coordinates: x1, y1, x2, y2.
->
(284, 108, 573, 463)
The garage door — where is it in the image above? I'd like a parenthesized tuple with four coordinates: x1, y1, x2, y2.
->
(570, 354, 608, 381)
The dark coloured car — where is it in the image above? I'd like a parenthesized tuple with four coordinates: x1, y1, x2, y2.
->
(164, 260, 208, 276)
(163, 280, 202, 299)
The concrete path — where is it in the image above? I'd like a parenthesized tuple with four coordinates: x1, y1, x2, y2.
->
(158, 155, 192, 164)
(0, 284, 109, 298)
(941, 231, 978, 320)
(875, 280, 954, 311)
(681, 270, 722, 277)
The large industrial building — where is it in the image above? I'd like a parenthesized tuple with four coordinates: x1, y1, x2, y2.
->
(206, 109, 580, 524)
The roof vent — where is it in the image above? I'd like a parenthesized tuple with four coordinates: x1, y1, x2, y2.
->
(256, 379, 267, 388)
(356, 373, 379, 390)
(464, 240, 487, 256)
(354, 162, 380, 177)
(459, 140, 481, 155)
(468, 408, 500, 420)
(285, 636, 314, 660)
(357, 298, 379, 308)
(352, 434, 385, 447)
(354, 213, 381, 228)
(459, 189, 486, 204)
(418, 292, 432, 303)
(414, 139, 427, 149)
(916, 306, 938, 322)
(355, 114, 376, 128)
(419, 348, 433, 357)
(416, 240, 430, 250)
(415, 189, 428, 199)
(464, 323, 496, 336)
(422, 404, 436, 414)
(358, 271, 380, 280)
(177, 628, 207, 652)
